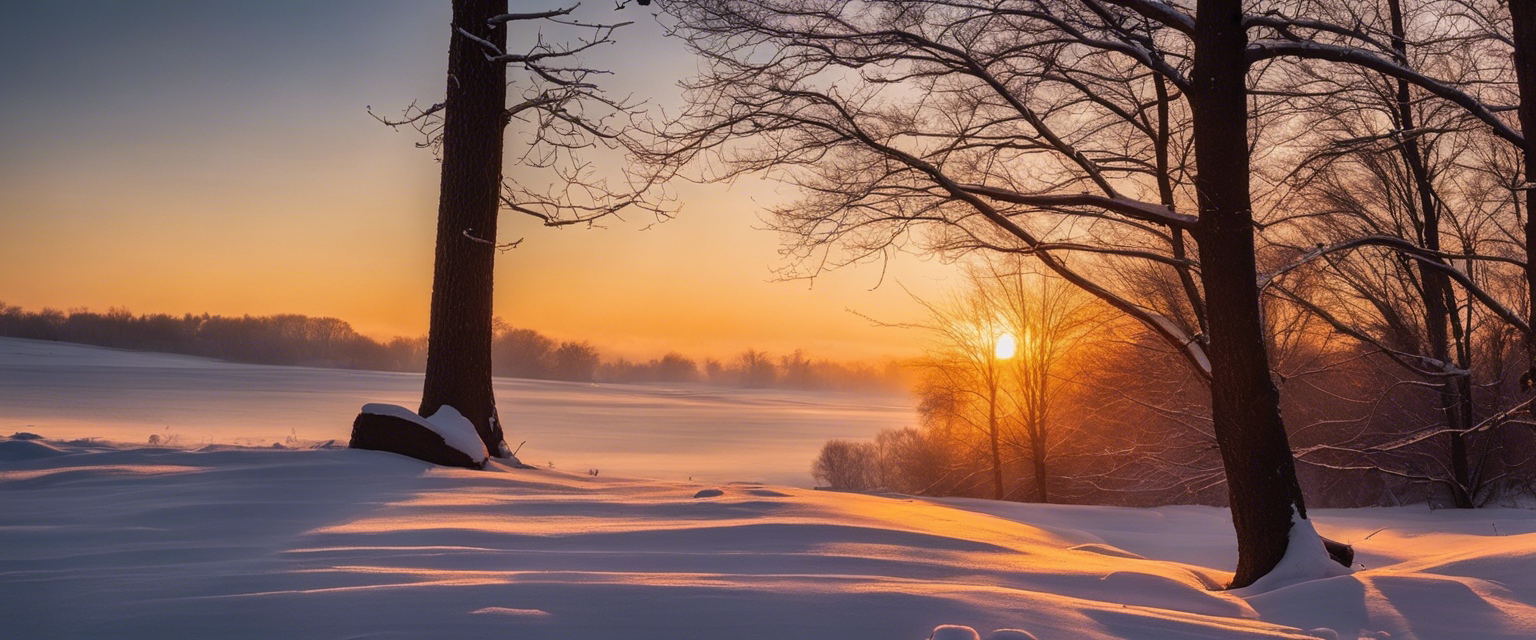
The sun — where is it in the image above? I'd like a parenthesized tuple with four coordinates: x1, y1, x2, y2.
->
(993, 332, 1017, 360)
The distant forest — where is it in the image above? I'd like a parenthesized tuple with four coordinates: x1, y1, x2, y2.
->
(0, 303, 907, 392)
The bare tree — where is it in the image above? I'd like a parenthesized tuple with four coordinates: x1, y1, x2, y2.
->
(1245, 0, 1536, 506)
(812, 439, 880, 490)
(985, 260, 1102, 503)
(352, 0, 664, 463)
(647, 0, 1368, 588)
(909, 279, 1013, 500)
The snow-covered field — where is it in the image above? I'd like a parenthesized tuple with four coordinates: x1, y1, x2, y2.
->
(0, 337, 913, 486)
(5, 438, 1536, 639)
(6, 337, 1536, 639)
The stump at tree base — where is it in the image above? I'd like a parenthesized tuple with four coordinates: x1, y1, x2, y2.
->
(1322, 536, 1354, 568)
(348, 410, 484, 469)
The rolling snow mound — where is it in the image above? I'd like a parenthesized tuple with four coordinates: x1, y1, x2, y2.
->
(3, 438, 1536, 639)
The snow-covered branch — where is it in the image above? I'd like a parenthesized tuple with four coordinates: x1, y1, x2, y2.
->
(1248, 40, 1523, 147)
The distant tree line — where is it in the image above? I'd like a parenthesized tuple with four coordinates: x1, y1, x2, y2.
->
(0, 303, 906, 392)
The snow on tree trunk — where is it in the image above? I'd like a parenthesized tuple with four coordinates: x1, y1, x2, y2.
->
(1232, 508, 1353, 594)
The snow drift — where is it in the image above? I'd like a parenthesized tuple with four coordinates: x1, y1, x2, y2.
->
(3, 438, 1535, 639)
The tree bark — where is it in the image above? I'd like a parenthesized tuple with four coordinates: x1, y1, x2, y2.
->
(1190, 0, 1310, 589)
(1511, 0, 1536, 394)
(419, 0, 510, 456)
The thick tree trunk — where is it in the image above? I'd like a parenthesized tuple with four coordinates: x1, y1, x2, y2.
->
(1190, 0, 1311, 589)
(419, 0, 510, 456)
(1511, 0, 1536, 391)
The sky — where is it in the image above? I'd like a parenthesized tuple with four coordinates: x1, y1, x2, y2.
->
(0, 1, 960, 361)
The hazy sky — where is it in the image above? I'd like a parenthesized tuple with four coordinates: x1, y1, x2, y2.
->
(0, 1, 958, 361)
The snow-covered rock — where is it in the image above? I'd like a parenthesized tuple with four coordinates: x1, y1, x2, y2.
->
(348, 403, 489, 469)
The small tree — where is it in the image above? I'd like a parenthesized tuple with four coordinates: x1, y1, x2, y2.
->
(812, 440, 878, 491)
(985, 261, 1101, 503)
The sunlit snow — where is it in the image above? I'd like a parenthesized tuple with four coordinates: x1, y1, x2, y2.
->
(4, 338, 1536, 639)
(3, 439, 1535, 639)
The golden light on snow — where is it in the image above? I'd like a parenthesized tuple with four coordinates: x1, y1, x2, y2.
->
(994, 332, 1017, 360)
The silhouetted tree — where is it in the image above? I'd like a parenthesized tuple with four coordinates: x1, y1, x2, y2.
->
(736, 349, 778, 388)
(652, 0, 1449, 587)
(369, 1, 665, 456)
(654, 352, 700, 382)
(550, 341, 601, 382)
(986, 261, 1101, 503)
(812, 439, 878, 491)
(493, 326, 556, 380)
(0, 302, 907, 391)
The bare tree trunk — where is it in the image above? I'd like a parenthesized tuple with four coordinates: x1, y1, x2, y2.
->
(1190, 0, 1310, 589)
(1029, 364, 1049, 503)
(1031, 434, 1048, 503)
(1511, 0, 1536, 393)
(419, 0, 510, 455)
(988, 375, 1004, 500)
(1390, 0, 1473, 508)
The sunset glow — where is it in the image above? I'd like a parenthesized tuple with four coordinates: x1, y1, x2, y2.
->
(8, 1, 1536, 638)
(0, 2, 949, 363)
(993, 332, 1017, 360)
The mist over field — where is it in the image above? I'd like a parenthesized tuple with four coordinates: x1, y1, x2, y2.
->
(0, 337, 913, 486)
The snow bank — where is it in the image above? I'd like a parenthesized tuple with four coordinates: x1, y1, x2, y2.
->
(1236, 510, 1354, 595)
(930, 625, 982, 640)
(0, 438, 69, 461)
(359, 402, 487, 463)
(5, 439, 1536, 639)
(985, 630, 1040, 640)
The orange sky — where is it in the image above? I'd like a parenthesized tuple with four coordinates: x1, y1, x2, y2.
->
(0, 2, 958, 362)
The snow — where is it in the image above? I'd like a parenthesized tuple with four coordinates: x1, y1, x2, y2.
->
(931, 625, 983, 640)
(1146, 312, 1211, 376)
(360, 402, 489, 464)
(7, 337, 1536, 638)
(0, 337, 913, 486)
(986, 631, 1040, 640)
(6, 439, 1536, 639)
(1235, 510, 1354, 595)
